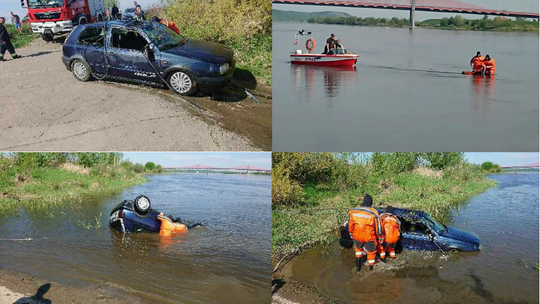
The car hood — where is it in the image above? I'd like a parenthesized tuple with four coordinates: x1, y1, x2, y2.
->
(162, 39, 233, 64)
(439, 226, 480, 245)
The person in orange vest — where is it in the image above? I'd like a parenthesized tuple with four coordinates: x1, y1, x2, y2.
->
(348, 194, 383, 271)
(151, 16, 181, 35)
(378, 206, 401, 261)
(470, 51, 485, 74)
(156, 212, 187, 237)
(483, 54, 496, 75)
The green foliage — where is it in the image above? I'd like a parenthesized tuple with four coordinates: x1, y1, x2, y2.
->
(424, 152, 464, 170)
(370, 152, 418, 175)
(144, 162, 156, 171)
(481, 161, 501, 173)
(272, 165, 305, 206)
(443, 162, 483, 181)
(156, 164, 163, 173)
(4, 24, 36, 49)
(104, 0, 119, 10)
(133, 163, 144, 173)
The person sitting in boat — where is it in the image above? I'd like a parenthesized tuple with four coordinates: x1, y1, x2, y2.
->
(483, 55, 495, 75)
(323, 33, 339, 54)
(470, 51, 485, 74)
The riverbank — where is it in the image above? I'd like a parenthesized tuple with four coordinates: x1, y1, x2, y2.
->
(0, 267, 144, 304)
(0, 159, 147, 212)
(272, 161, 496, 262)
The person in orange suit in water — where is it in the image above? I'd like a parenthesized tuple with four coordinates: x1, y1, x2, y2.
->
(470, 51, 485, 74)
(378, 206, 401, 261)
(483, 55, 496, 75)
(348, 194, 384, 271)
(157, 212, 187, 236)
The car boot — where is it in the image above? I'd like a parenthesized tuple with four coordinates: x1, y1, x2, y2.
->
(355, 258, 362, 272)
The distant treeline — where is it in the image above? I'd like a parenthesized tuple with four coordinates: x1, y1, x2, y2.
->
(273, 9, 353, 22)
(307, 14, 539, 31)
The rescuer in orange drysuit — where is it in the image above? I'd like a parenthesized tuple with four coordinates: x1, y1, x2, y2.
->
(483, 54, 496, 75)
(348, 194, 383, 271)
(470, 51, 485, 74)
(151, 16, 181, 35)
(157, 212, 187, 237)
(377, 206, 401, 261)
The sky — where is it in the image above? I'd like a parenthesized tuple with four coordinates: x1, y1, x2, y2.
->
(122, 152, 272, 169)
(273, 0, 539, 21)
(463, 152, 538, 167)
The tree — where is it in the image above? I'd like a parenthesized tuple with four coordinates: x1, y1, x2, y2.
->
(454, 15, 464, 27)
(104, 0, 119, 10)
(423, 153, 464, 170)
(440, 17, 449, 26)
(144, 162, 156, 171)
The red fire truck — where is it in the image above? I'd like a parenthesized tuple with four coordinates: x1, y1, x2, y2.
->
(20, 0, 105, 41)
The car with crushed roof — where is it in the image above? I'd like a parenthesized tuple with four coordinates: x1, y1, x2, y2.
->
(340, 207, 481, 252)
(61, 20, 235, 96)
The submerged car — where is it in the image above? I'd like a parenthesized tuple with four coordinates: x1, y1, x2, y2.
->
(110, 195, 161, 233)
(62, 20, 235, 96)
(340, 207, 480, 252)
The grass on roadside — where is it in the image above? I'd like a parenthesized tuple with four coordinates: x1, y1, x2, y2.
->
(5, 24, 37, 49)
(272, 170, 496, 260)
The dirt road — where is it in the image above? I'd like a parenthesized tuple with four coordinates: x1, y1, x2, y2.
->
(0, 40, 272, 151)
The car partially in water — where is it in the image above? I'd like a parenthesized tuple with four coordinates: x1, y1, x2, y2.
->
(340, 207, 480, 252)
(62, 20, 235, 96)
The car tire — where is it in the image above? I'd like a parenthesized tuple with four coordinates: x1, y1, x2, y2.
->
(134, 195, 151, 215)
(77, 15, 87, 25)
(168, 70, 197, 96)
(71, 60, 92, 82)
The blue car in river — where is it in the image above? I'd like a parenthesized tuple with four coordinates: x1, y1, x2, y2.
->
(62, 20, 235, 96)
(340, 207, 480, 252)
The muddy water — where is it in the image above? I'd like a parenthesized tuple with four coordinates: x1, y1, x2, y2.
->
(281, 173, 539, 303)
(0, 174, 271, 303)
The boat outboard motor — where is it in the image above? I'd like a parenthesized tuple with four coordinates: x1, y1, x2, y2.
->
(134, 195, 151, 215)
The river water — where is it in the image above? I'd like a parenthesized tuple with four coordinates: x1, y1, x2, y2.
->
(273, 22, 539, 151)
(280, 173, 539, 303)
(0, 173, 271, 303)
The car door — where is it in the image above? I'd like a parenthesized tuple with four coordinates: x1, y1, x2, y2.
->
(399, 217, 439, 251)
(78, 26, 107, 75)
(106, 26, 160, 83)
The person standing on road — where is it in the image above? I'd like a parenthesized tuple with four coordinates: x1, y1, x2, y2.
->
(10, 12, 22, 34)
(348, 194, 383, 271)
(0, 17, 21, 61)
(377, 206, 401, 261)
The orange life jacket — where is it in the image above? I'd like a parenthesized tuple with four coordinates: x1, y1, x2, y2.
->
(348, 207, 382, 242)
(380, 213, 401, 244)
(161, 19, 181, 35)
(484, 58, 495, 70)
(470, 56, 485, 69)
(157, 213, 187, 237)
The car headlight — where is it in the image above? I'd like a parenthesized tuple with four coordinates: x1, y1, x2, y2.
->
(219, 63, 229, 75)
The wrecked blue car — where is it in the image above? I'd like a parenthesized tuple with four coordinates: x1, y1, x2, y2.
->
(62, 20, 235, 96)
(340, 207, 480, 252)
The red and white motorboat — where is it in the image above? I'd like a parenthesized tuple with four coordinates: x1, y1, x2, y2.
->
(290, 31, 359, 67)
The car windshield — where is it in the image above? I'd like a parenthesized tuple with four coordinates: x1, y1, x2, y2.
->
(424, 214, 447, 234)
(141, 22, 186, 51)
(124, 8, 134, 13)
(28, 0, 63, 8)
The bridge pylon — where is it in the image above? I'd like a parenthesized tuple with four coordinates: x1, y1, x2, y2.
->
(410, 0, 416, 30)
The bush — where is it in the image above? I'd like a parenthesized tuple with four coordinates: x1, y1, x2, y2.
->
(164, 0, 270, 44)
(272, 166, 304, 206)
(156, 165, 163, 173)
(481, 161, 501, 173)
(133, 163, 144, 173)
(424, 152, 464, 170)
(443, 162, 482, 181)
(370, 152, 418, 175)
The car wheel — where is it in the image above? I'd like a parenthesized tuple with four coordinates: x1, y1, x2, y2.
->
(168, 70, 197, 96)
(134, 195, 151, 215)
(77, 15, 87, 25)
(71, 60, 92, 82)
